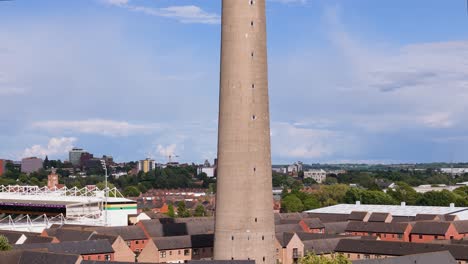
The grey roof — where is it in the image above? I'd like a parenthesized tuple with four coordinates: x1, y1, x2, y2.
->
(345, 222, 409, 234)
(296, 232, 353, 241)
(189, 261, 255, 264)
(17, 250, 81, 264)
(275, 232, 295, 247)
(352, 251, 457, 264)
(452, 220, 468, 233)
(410, 221, 452, 235)
(153, 235, 192, 250)
(414, 214, 439, 221)
(368, 213, 390, 222)
(304, 213, 350, 223)
(0, 250, 81, 264)
(0, 231, 23, 244)
(302, 218, 325, 229)
(303, 236, 361, 255)
(45, 228, 95, 242)
(335, 239, 468, 261)
(15, 239, 114, 255)
(348, 211, 369, 221)
(23, 235, 55, 244)
(275, 224, 304, 233)
(95, 226, 147, 240)
(88, 233, 119, 244)
(323, 222, 349, 234)
(191, 234, 214, 249)
(391, 216, 415, 223)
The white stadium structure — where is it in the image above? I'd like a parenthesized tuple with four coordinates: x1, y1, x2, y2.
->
(0, 185, 137, 233)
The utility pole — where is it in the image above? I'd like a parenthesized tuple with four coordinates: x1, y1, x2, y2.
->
(101, 160, 108, 226)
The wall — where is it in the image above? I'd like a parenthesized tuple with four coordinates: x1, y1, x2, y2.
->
(112, 236, 135, 262)
(80, 253, 114, 261)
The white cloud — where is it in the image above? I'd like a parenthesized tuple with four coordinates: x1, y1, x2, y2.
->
(104, 0, 220, 24)
(32, 119, 162, 137)
(22, 137, 77, 159)
(156, 144, 178, 159)
(421, 112, 454, 128)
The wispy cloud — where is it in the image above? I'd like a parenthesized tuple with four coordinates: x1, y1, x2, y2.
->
(32, 119, 163, 137)
(102, 0, 220, 24)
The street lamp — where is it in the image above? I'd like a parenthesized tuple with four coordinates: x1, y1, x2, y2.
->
(100, 160, 108, 226)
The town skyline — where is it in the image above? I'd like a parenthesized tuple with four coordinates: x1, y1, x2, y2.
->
(1, 0, 468, 164)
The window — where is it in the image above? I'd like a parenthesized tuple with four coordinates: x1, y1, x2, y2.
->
(184, 249, 190, 256)
(249, 0, 255, 5)
(232, 236, 234, 240)
(160, 251, 167, 258)
(98, 256, 101, 260)
(252, 115, 257, 120)
(193, 249, 200, 256)
(263, 257, 266, 262)
(178, 250, 181, 255)
(262, 235, 264, 240)
(251, 21, 254, 26)
(398, 234, 403, 239)
(357, 254, 361, 259)
(136, 240, 139, 244)
(419, 234, 423, 239)
(105, 255, 111, 261)
(364, 255, 370, 259)
(255, 218, 258, 222)
(170, 251, 172, 255)
(252, 84, 255, 89)
(126, 241, 131, 247)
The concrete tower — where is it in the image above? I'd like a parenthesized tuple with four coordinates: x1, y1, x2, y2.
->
(214, 0, 275, 264)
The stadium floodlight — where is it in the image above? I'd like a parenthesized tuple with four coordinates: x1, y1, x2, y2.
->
(101, 160, 108, 226)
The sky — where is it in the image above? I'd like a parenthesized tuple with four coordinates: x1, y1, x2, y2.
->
(0, 0, 468, 164)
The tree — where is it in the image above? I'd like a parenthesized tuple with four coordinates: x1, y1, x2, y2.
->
(43, 156, 49, 169)
(303, 178, 317, 186)
(323, 177, 338, 185)
(167, 204, 176, 218)
(177, 201, 191, 218)
(299, 253, 351, 264)
(194, 205, 207, 217)
(281, 194, 304, 212)
(123, 186, 140, 197)
(303, 197, 320, 210)
(0, 235, 11, 251)
(417, 190, 458, 206)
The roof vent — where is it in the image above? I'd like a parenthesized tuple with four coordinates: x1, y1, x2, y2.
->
(401, 202, 406, 207)
(450, 203, 455, 208)
(356, 201, 361, 205)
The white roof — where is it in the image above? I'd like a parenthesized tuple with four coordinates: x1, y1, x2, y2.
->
(305, 203, 468, 220)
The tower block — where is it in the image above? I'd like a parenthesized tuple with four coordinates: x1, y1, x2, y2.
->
(214, 1, 275, 264)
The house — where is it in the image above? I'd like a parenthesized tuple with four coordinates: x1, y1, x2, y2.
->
(352, 251, 457, 264)
(303, 169, 327, 183)
(303, 236, 362, 257)
(335, 239, 468, 263)
(94, 226, 149, 253)
(410, 222, 462, 242)
(88, 234, 135, 262)
(345, 222, 412, 242)
(274, 232, 304, 264)
(15, 240, 115, 261)
(0, 231, 27, 245)
(137, 234, 214, 263)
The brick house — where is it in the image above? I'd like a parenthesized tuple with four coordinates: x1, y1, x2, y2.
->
(453, 220, 468, 238)
(89, 234, 135, 262)
(94, 226, 149, 253)
(345, 222, 412, 242)
(410, 222, 462, 242)
(275, 232, 304, 264)
(335, 239, 468, 263)
(301, 218, 325, 234)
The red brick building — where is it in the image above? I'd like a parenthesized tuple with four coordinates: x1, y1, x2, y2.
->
(345, 221, 412, 242)
(410, 222, 462, 243)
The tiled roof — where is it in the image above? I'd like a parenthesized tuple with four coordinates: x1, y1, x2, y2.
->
(153, 235, 191, 250)
(302, 218, 325, 229)
(410, 221, 452, 235)
(95, 226, 147, 240)
(15, 239, 114, 255)
(368, 213, 390, 222)
(335, 239, 468, 261)
(348, 211, 369, 221)
(275, 224, 304, 233)
(304, 213, 350, 223)
(352, 251, 457, 264)
(452, 220, 468, 234)
(275, 232, 295, 247)
(323, 222, 349, 234)
(345, 222, 409, 234)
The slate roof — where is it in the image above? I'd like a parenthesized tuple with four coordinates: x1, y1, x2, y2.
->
(304, 213, 350, 223)
(410, 221, 452, 235)
(391, 216, 415, 223)
(88, 233, 119, 244)
(352, 251, 457, 264)
(452, 220, 468, 233)
(153, 235, 192, 250)
(188, 261, 255, 264)
(275, 224, 304, 233)
(17, 250, 81, 264)
(15, 239, 114, 255)
(275, 232, 295, 247)
(45, 228, 95, 242)
(23, 235, 55, 244)
(0, 231, 23, 244)
(323, 222, 349, 234)
(95, 226, 147, 240)
(302, 218, 325, 229)
(335, 239, 468, 261)
(414, 214, 439, 221)
(191, 234, 214, 248)
(368, 213, 390, 222)
(303, 236, 361, 255)
(296, 232, 353, 241)
(348, 211, 369, 221)
(345, 222, 409, 234)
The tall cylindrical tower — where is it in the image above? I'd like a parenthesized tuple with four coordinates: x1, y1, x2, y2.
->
(214, 1, 275, 264)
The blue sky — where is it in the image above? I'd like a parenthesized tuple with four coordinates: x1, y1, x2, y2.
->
(0, 0, 467, 164)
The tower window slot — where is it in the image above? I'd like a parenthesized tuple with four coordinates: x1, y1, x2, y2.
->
(250, 0, 255, 5)
(231, 236, 234, 240)
(252, 115, 256, 120)
(263, 257, 266, 262)
(255, 218, 258, 222)
(262, 235, 264, 240)
(252, 84, 255, 89)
